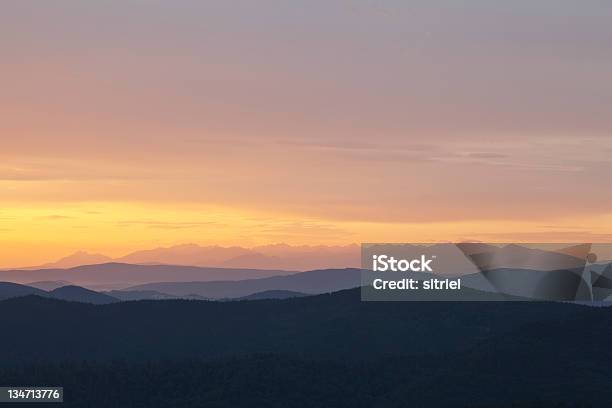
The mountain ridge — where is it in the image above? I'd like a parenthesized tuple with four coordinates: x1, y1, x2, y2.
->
(0, 287, 596, 367)
(0, 282, 118, 304)
(6, 243, 361, 271)
(124, 268, 362, 299)
(0, 263, 297, 290)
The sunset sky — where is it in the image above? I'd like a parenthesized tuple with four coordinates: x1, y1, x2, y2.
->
(1, 1, 612, 267)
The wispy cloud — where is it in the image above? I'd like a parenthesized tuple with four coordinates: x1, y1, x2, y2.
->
(256, 221, 354, 240)
(476, 231, 612, 242)
(115, 220, 222, 230)
(274, 139, 378, 151)
(0, 160, 160, 182)
(465, 152, 509, 159)
(36, 215, 76, 220)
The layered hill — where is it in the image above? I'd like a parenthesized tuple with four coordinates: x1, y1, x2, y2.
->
(125, 268, 361, 298)
(0, 287, 596, 365)
(1, 287, 611, 406)
(0, 282, 118, 304)
(0, 264, 294, 290)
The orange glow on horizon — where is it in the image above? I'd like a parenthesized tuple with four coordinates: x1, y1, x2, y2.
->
(1, 201, 611, 268)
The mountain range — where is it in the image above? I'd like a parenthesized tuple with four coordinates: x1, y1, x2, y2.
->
(0, 287, 591, 365)
(0, 264, 296, 290)
(2, 286, 612, 407)
(2, 244, 611, 407)
(3, 244, 610, 301)
(123, 268, 361, 298)
(15, 243, 361, 271)
(0, 282, 118, 304)
(0, 266, 360, 302)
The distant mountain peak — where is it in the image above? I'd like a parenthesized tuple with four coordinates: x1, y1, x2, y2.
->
(18, 243, 361, 271)
(113, 243, 360, 270)
(34, 251, 113, 270)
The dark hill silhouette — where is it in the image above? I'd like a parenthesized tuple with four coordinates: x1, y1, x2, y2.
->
(0, 282, 119, 304)
(237, 290, 308, 300)
(0, 288, 594, 365)
(1, 290, 611, 406)
(1, 352, 610, 408)
(49, 285, 119, 304)
(104, 289, 179, 301)
(0, 282, 46, 300)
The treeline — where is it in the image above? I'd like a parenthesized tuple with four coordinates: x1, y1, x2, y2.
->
(2, 290, 612, 406)
(0, 355, 603, 408)
(0, 289, 592, 365)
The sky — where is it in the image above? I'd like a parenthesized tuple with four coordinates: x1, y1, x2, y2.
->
(1, 0, 612, 267)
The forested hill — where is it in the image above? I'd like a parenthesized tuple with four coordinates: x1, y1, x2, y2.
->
(1, 290, 612, 407)
(0, 288, 604, 365)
